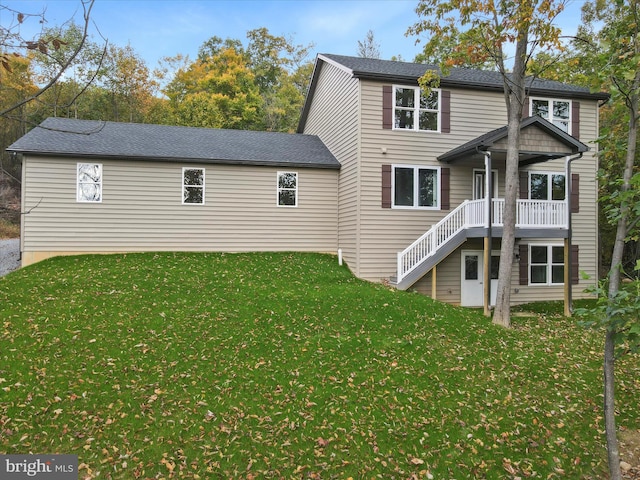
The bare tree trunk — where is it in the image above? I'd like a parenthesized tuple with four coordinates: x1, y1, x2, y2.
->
(493, 115, 520, 327)
(492, 30, 528, 328)
(604, 327, 621, 480)
(603, 71, 638, 480)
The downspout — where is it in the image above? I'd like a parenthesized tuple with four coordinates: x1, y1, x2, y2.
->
(478, 148, 492, 316)
(565, 152, 583, 317)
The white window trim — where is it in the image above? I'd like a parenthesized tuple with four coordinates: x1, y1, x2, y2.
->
(530, 97, 572, 133)
(393, 85, 441, 133)
(528, 171, 567, 201)
(528, 243, 565, 286)
(472, 168, 498, 200)
(277, 171, 298, 207)
(391, 164, 441, 210)
(77, 163, 103, 203)
(182, 167, 205, 205)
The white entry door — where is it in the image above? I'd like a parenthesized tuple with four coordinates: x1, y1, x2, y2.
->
(461, 250, 499, 307)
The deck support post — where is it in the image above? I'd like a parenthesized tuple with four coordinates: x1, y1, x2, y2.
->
(564, 155, 576, 318)
(431, 265, 437, 300)
(483, 150, 492, 317)
(483, 237, 491, 316)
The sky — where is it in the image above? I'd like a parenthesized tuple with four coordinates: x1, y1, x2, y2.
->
(3, 0, 587, 69)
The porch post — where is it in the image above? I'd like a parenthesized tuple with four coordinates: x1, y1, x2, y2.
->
(431, 265, 437, 300)
(564, 156, 573, 317)
(483, 151, 492, 316)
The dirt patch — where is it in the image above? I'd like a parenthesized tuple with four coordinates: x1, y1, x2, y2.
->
(621, 428, 640, 479)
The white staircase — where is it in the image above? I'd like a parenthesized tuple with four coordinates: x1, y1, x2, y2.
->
(393, 199, 568, 290)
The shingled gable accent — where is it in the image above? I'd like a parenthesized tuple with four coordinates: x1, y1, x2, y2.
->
(438, 115, 588, 165)
(523, 99, 581, 140)
(382, 86, 450, 133)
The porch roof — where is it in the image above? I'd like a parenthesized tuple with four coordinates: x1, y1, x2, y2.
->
(437, 116, 589, 166)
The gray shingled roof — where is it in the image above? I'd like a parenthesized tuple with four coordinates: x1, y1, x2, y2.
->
(8, 117, 341, 169)
(319, 54, 610, 100)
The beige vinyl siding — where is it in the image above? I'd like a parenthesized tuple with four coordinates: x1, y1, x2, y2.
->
(301, 61, 361, 274)
(411, 153, 598, 305)
(354, 79, 599, 304)
(21, 157, 338, 264)
(356, 83, 512, 281)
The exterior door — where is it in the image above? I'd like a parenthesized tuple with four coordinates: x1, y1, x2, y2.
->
(473, 169, 498, 200)
(461, 250, 499, 307)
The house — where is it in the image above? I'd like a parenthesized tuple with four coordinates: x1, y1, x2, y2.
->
(297, 54, 608, 310)
(8, 53, 609, 309)
(10, 120, 341, 263)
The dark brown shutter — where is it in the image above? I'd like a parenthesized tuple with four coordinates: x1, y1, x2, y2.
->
(519, 171, 529, 199)
(522, 97, 530, 118)
(383, 85, 393, 130)
(571, 244, 579, 284)
(382, 164, 392, 208)
(519, 244, 529, 285)
(571, 173, 580, 214)
(441, 90, 451, 133)
(571, 101, 580, 139)
(440, 167, 450, 210)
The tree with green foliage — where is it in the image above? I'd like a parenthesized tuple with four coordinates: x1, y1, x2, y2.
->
(572, 1, 640, 478)
(165, 47, 262, 130)
(408, 0, 567, 328)
(99, 43, 158, 123)
(0, 0, 98, 120)
(0, 0, 99, 218)
(28, 22, 106, 121)
(167, 28, 312, 132)
(245, 28, 313, 132)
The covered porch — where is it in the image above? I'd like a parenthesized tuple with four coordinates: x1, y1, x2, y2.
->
(394, 116, 590, 316)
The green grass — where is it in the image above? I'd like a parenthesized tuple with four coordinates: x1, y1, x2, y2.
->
(0, 252, 638, 479)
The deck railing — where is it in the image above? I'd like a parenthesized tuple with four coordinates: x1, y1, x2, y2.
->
(396, 199, 567, 283)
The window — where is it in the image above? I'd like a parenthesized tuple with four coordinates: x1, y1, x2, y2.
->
(530, 172, 565, 200)
(183, 168, 204, 204)
(394, 86, 440, 132)
(277, 171, 297, 207)
(393, 165, 439, 208)
(77, 163, 102, 202)
(531, 98, 571, 132)
(530, 245, 564, 285)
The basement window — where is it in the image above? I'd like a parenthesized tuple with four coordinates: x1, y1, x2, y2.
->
(530, 244, 564, 285)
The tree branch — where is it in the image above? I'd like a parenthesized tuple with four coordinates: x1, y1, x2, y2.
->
(0, 0, 97, 118)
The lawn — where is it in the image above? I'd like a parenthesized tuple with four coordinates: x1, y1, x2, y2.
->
(0, 252, 638, 479)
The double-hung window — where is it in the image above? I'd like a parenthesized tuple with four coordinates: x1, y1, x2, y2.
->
(77, 163, 102, 202)
(393, 165, 439, 208)
(529, 172, 566, 201)
(183, 168, 205, 204)
(530, 244, 564, 285)
(277, 171, 297, 207)
(394, 86, 440, 132)
(531, 98, 571, 133)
